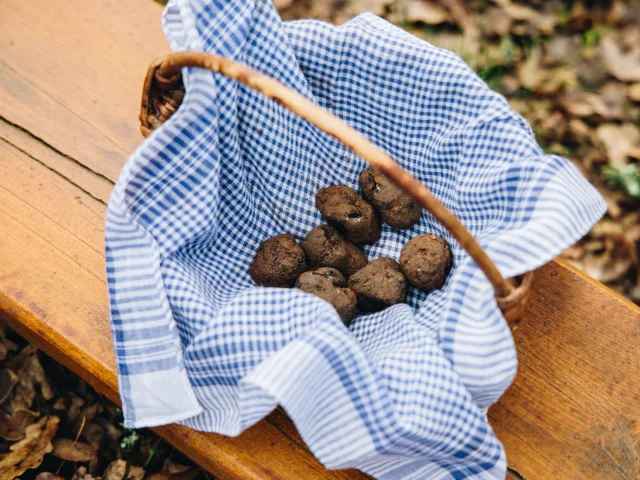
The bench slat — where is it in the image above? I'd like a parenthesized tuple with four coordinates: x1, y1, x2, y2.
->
(0, 134, 366, 480)
(489, 261, 640, 479)
(0, 0, 638, 478)
(0, 0, 165, 182)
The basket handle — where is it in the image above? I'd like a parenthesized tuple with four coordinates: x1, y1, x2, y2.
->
(139, 52, 533, 320)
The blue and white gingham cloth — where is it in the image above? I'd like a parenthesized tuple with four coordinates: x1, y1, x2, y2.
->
(106, 0, 606, 477)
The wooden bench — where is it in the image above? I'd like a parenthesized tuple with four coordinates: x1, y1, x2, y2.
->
(0, 0, 638, 478)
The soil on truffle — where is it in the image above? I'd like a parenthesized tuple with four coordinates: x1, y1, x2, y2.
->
(296, 267, 357, 324)
(348, 257, 407, 312)
(400, 234, 452, 291)
(316, 185, 381, 244)
(250, 234, 307, 287)
(359, 166, 422, 230)
(343, 241, 368, 277)
(301, 224, 368, 276)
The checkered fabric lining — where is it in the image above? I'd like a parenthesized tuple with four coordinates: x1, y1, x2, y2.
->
(105, 0, 606, 478)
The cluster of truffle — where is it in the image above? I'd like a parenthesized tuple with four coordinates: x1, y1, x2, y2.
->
(250, 167, 452, 325)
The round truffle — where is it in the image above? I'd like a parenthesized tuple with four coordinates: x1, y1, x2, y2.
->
(359, 166, 422, 229)
(296, 267, 357, 324)
(316, 185, 381, 244)
(399, 234, 452, 291)
(301, 225, 368, 277)
(250, 234, 307, 287)
(348, 258, 407, 312)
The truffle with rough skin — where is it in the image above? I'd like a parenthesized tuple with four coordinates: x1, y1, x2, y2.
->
(399, 234, 452, 291)
(347, 258, 407, 312)
(250, 234, 307, 287)
(296, 267, 357, 324)
(301, 225, 368, 277)
(316, 185, 381, 244)
(359, 166, 422, 229)
(343, 241, 369, 277)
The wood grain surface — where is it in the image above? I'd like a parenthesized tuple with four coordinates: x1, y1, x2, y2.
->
(489, 262, 640, 479)
(0, 0, 638, 478)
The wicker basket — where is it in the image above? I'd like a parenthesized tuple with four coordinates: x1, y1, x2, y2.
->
(139, 52, 534, 323)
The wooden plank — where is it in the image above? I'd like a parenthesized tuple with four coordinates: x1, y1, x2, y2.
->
(0, 0, 170, 182)
(489, 261, 640, 480)
(0, 117, 113, 204)
(0, 135, 365, 480)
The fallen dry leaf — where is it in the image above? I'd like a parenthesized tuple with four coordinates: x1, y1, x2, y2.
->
(538, 111, 567, 138)
(83, 422, 107, 450)
(422, 30, 472, 58)
(559, 91, 626, 120)
(630, 271, 640, 303)
(500, 74, 520, 95)
(536, 67, 578, 95)
(72, 465, 97, 480)
(516, 43, 542, 89)
(543, 35, 580, 66)
(126, 465, 146, 480)
(597, 186, 625, 219)
(477, 6, 512, 37)
(146, 467, 200, 480)
(346, 0, 393, 17)
(0, 321, 18, 361)
(52, 397, 66, 411)
(590, 219, 624, 238)
(575, 58, 608, 88)
(581, 147, 609, 171)
(0, 408, 39, 440)
(581, 251, 633, 283)
(437, 0, 477, 36)
(601, 81, 632, 114)
(72, 402, 100, 432)
(503, 3, 556, 34)
(51, 438, 96, 462)
(163, 458, 191, 474)
(396, 0, 450, 24)
(103, 421, 122, 441)
(67, 393, 86, 425)
(601, 35, 640, 82)
(596, 123, 640, 165)
(617, 24, 640, 50)
(103, 460, 127, 480)
(272, 0, 293, 10)
(0, 367, 18, 405)
(6, 345, 55, 412)
(630, 83, 640, 102)
(567, 118, 592, 143)
(0, 415, 59, 478)
(36, 474, 65, 480)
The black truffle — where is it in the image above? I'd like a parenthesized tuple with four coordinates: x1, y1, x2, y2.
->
(316, 185, 381, 244)
(250, 234, 307, 287)
(359, 166, 422, 229)
(301, 225, 368, 277)
(348, 258, 407, 312)
(399, 234, 452, 291)
(296, 267, 357, 324)
(343, 241, 369, 278)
